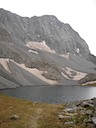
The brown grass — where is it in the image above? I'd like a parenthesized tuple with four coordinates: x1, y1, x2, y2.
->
(0, 94, 89, 128)
(82, 83, 96, 86)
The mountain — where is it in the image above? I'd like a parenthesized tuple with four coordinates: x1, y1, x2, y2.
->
(0, 8, 96, 89)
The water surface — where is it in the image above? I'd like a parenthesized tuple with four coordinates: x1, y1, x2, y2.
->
(0, 85, 96, 103)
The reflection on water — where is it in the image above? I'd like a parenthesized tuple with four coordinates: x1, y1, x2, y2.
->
(0, 85, 96, 103)
(87, 87, 96, 97)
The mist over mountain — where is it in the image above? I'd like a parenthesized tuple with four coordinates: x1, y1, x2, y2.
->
(0, 8, 96, 89)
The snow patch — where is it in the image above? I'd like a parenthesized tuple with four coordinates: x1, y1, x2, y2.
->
(26, 41, 56, 53)
(51, 22, 53, 25)
(82, 81, 96, 85)
(61, 67, 87, 80)
(19, 64, 57, 85)
(61, 72, 70, 80)
(0, 58, 11, 73)
(37, 35, 40, 37)
(76, 48, 80, 53)
(60, 53, 70, 59)
(28, 49, 38, 54)
(0, 58, 57, 85)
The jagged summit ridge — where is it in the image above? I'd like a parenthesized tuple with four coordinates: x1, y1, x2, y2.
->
(0, 8, 90, 55)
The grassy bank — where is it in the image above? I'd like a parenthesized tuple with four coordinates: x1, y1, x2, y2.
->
(0, 94, 91, 128)
(81, 83, 96, 86)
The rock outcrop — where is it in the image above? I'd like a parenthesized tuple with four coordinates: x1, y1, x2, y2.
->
(79, 73, 96, 85)
(58, 98, 96, 128)
(0, 8, 96, 89)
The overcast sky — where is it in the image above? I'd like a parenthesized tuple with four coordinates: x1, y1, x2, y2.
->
(0, 0, 96, 55)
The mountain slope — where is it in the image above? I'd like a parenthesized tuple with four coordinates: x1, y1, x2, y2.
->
(0, 8, 96, 89)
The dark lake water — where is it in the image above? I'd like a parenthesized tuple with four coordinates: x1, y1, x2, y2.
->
(0, 85, 96, 103)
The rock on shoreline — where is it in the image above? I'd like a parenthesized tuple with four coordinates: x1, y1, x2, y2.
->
(58, 97, 96, 128)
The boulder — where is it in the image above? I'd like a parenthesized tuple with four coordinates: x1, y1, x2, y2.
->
(64, 121, 75, 125)
(10, 114, 20, 120)
(92, 117, 96, 125)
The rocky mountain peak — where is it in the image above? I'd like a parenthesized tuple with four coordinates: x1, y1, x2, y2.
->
(0, 8, 90, 55)
(0, 9, 96, 88)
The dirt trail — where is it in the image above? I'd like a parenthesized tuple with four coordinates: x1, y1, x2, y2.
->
(29, 108, 42, 128)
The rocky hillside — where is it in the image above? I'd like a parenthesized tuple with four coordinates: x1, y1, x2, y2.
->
(0, 8, 96, 89)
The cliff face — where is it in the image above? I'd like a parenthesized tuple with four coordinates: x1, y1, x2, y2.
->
(0, 8, 96, 89)
(0, 9, 90, 54)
